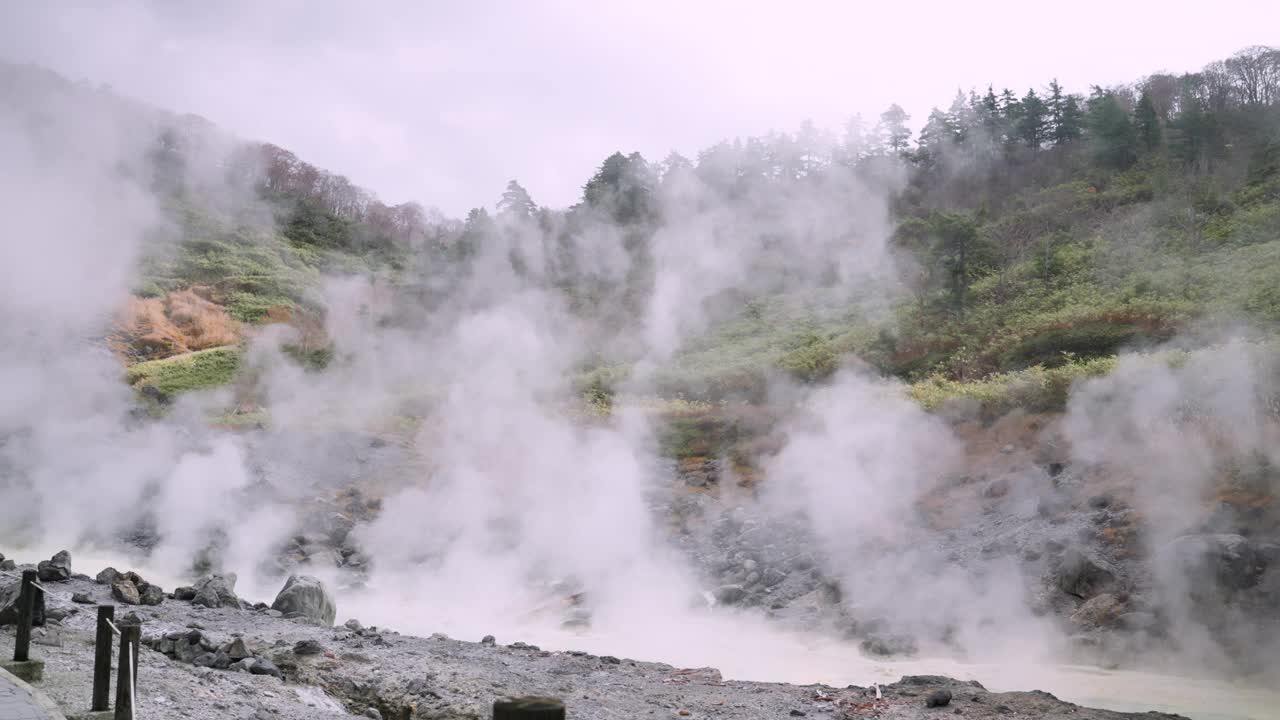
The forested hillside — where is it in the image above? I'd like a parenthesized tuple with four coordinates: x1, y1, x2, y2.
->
(7, 47, 1278, 414)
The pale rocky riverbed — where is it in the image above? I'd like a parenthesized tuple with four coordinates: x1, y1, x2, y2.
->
(2, 570, 1276, 720)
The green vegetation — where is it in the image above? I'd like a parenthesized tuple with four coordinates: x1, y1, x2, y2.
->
(126, 346, 242, 397)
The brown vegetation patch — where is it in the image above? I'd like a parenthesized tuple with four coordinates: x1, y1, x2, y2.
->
(112, 287, 240, 362)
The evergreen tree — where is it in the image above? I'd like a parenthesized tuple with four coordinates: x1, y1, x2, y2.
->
(1087, 88, 1138, 169)
(1054, 95, 1084, 145)
(581, 151, 655, 224)
(1017, 89, 1049, 149)
(496, 179, 537, 219)
(877, 104, 913, 155)
(1134, 91, 1162, 151)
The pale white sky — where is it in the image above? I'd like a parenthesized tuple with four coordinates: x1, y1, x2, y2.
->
(2, 1, 1275, 215)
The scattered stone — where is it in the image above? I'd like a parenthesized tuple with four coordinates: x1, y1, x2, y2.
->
(191, 574, 239, 609)
(37, 550, 72, 582)
(1087, 494, 1113, 509)
(790, 711, 806, 717)
(713, 584, 747, 605)
(860, 634, 918, 657)
(344, 618, 364, 632)
(1071, 593, 1124, 628)
(226, 637, 250, 660)
(294, 639, 324, 656)
(96, 567, 122, 585)
(363, 708, 382, 719)
(271, 574, 336, 626)
(250, 657, 283, 678)
(192, 652, 217, 667)
(983, 479, 1010, 499)
(140, 583, 165, 606)
(173, 586, 196, 601)
(0, 557, 13, 572)
(481, 635, 496, 646)
(71, 592, 93, 604)
(1055, 548, 1116, 599)
(230, 658, 256, 673)
(112, 580, 142, 605)
(926, 690, 953, 708)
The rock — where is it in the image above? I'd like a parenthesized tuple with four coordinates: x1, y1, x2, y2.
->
(37, 550, 72, 582)
(96, 567, 122, 585)
(1087, 494, 1113, 509)
(226, 637, 250, 660)
(714, 584, 748, 605)
(0, 579, 46, 625)
(192, 652, 217, 667)
(1054, 548, 1116, 599)
(270, 575, 336, 626)
(363, 709, 383, 719)
(763, 568, 787, 587)
(344, 618, 364, 632)
(72, 592, 93, 604)
(1165, 534, 1265, 592)
(860, 634, 918, 657)
(173, 586, 196, 601)
(294, 639, 324, 656)
(230, 658, 255, 673)
(481, 635, 496, 646)
(1070, 593, 1124, 628)
(140, 584, 165, 606)
(0, 558, 14, 572)
(1116, 611, 1160, 634)
(926, 690, 953, 708)
(191, 574, 239, 609)
(983, 479, 1010, 499)
(212, 651, 231, 670)
(111, 580, 142, 605)
(250, 657, 283, 678)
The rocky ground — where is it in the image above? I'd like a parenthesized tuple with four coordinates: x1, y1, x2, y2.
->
(0, 565, 1199, 720)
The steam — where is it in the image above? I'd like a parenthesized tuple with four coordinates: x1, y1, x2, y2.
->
(2, 61, 1278, 718)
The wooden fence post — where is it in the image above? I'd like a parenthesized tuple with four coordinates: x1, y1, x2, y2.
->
(12, 570, 37, 662)
(493, 697, 565, 720)
(113, 624, 140, 720)
(92, 605, 116, 712)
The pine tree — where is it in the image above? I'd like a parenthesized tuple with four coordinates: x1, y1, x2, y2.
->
(1054, 95, 1084, 145)
(877, 104, 913, 155)
(1017, 89, 1049, 149)
(1134, 91, 1162, 151)
(496, 180, 537, 219)
(1087, 88, 1138, 169)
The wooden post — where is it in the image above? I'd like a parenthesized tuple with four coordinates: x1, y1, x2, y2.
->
(92, 605, 115, 711)
(114, 624, 140, 720)
(493, 697, 565, 720)
(12, 569, 36, 662)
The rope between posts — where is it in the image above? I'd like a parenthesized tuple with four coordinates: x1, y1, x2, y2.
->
(126, 637, 137, 717)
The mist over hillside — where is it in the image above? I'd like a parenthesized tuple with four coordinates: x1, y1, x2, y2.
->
(1, 41, 1280, 720)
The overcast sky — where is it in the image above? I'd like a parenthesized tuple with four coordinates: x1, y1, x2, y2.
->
(2, 1, 1275, 215)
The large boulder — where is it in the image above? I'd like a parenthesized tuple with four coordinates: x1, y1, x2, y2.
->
(37, 550, 71, 582)
(1055, 548, 1116, 599)
(0, 575, 46, 626)
(270, 574, 336, 626)
(191, 574, 239, 608)
(1164, 534, 1266, 592)
(112, 580, 142, 605)
(1070, 592, 1125, 628)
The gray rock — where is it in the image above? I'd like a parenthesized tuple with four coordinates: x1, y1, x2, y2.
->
(294, 639, 324, 655)
(37, 550, 71, 582)
(250, 657, 283, 678)
(230, 658, 255, 673)
(71, 592, 93, 604)
(1165, 534, 1265, 592)
(344, 618, 364, 631)
(714, 584, 748, 605)
(926, 689, 953, 708)
(0, 558, 14, 572)
(271, 574, 336, 627)
(173, 586, 196, 601)
(111, 580, 141, 605)
(191, 574, 239, 609)
(480, 635, 495, 646)
(226, 637, 250, 660)
(212, 651, 231, 669)
(363, 709, 383, 719)
(192, 652, 217, 667)
(139, 583, 165, 606)
(860, 634, 918, 657)
(96, 567, 122, 585)
(1055, 548, 1116, 599)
